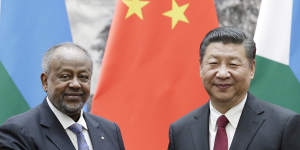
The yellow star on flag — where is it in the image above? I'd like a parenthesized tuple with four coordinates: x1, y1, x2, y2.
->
(122, 0, 150, 20)
(163, 0, 190, 29)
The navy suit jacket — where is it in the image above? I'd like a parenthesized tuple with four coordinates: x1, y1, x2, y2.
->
(168, 93, 300, 150)
(0, 100, 125, 150)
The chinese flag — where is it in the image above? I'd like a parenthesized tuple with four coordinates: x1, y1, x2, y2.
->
(91, 0, 218, 149)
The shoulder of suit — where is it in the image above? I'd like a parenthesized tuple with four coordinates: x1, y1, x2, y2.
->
(170, 103, 209, 128)
(1, 103, 41, 128)
(248, 93, 298, 120)
(0, 103, 43, 141)
(256, 99, 298, 116)
(84, 112, 119, 128)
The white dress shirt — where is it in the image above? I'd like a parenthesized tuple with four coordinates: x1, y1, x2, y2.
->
(47, 97, 93, 150)
(209, 94, 247, 150)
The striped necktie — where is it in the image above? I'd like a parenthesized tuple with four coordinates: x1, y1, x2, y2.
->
(69, 123, 90, 150)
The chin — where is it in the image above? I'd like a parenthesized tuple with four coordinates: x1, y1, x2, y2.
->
(64, 109, 82, 118)
(211, 93, 233, 103)
(62, 104, 83, 115)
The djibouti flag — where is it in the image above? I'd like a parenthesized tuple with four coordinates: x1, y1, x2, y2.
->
(0, 0, 72, 124)
(251, 0, 300, 113)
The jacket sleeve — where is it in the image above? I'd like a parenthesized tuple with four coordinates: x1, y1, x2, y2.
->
(0, 120, 34, 150)
(168, 125, 175, 150)
(114, 123, 126, 150)
(281, 114, 300, 149)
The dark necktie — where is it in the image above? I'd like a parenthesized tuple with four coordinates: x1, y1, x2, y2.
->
(69, 123, 90, 150)
(214, 115, 229, 150)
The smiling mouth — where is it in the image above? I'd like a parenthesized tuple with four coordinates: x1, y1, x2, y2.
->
(64, 93, 84, 98)
(215, 84, 232, 89)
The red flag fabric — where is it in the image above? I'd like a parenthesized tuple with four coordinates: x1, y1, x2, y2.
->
(92, 0, 218, 149)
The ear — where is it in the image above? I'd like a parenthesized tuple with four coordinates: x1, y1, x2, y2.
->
(200, 64, 204, 77)
(250, 60, 256, 79)
(41, 72, 48, 92)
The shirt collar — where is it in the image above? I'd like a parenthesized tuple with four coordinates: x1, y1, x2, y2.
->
(209, 93, 247, 131)
(46, 97, 88, 130)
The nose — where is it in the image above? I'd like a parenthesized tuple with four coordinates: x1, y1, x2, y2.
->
(69, 78, 81, 89)
(216, 65, 230, 79)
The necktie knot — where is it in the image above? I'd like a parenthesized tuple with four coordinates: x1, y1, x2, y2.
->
(69, 123, 83, 135)
(68, 123, 90, 150)
(214, 115, 229, 150)
(217, 115, 229, 128)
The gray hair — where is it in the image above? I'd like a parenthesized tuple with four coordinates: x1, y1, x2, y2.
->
(42, 42, 92, 73)
(199, 27, 256, 66)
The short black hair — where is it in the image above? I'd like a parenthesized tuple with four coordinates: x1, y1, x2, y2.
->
(199, 27, 256, 64)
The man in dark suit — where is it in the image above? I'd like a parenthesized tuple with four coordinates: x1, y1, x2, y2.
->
(168, 27, 300, 150)
(0, 43, 125, 150)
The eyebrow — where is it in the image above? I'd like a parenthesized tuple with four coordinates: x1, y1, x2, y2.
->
(58, 68, 91, 73)
(208, 54, 242, 60)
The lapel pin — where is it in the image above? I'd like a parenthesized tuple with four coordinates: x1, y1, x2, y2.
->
(101, 136, 105, 140)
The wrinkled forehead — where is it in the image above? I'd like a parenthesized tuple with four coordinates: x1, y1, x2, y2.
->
(49, 47, 92, 69)
(53, 46, 91, 61)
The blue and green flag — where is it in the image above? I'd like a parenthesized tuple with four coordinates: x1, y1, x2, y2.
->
(251, 0, 300, 113)
(0, 0, 72, 124)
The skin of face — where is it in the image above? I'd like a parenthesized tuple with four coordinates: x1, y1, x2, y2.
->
(41, 46, 92, 121)
(200, 42, 255, 113)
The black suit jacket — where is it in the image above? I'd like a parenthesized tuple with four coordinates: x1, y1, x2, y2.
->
(0, 100, 125, 150)
(168, 93, 300, 150)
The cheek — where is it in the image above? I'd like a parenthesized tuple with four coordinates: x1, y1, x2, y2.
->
(232, 70, 252, 85)
(201, 72, 216, 88)
(82, 83, 91, 92)
(201, 69, 216, 80)
(46, 83, 55, 95)
(49, 83, 67, 95)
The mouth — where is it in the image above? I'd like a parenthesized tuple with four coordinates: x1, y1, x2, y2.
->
(214, 84, 232, 89)
(64, 93, 84, 99)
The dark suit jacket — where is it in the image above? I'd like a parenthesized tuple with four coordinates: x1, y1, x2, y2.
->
(168, 93, 300, 150)
(0, 100, 125, 150)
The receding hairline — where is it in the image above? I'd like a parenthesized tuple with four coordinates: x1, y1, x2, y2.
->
(42, 42, 93, 73)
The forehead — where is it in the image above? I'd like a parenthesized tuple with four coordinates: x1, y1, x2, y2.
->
(49, 46, 92, 71)
(204, 42, 247, 59)
(53, 46, 87, 59)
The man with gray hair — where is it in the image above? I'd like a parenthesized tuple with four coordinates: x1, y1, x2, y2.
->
(0, 43, 125, 150)
(168, 27, 300, 150)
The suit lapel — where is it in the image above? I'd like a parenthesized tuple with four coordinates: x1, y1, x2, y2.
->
(39, 100, 75, 150)
(190, 103, 210, 150)
(84, 113, 104, 149)
(230, 93, 266, 150)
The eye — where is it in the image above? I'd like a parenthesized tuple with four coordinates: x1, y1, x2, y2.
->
(229, 63, 240, 68)
(59, 74, 71, 80)
(78, 74, 90, 82)
(209, 62, 218, 65)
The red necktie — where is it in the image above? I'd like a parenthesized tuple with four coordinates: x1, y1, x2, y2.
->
(214, 115, 229, 150)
